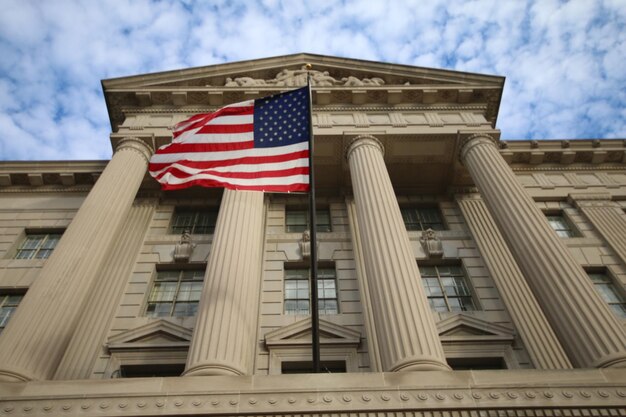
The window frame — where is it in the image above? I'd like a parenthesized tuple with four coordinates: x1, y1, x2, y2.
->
(283, 264, 339, 315)
(544, 210, 579, 238)
(400, 206, 446, 231)
(145, 266, 206, 318)
(0, 291, 26, 334)
(285, 208, 332, 233)
(14, 231, 63, 260)
(419, 263, 477, 313)
(170, 208, 218, 235)
(585, 267, 626, 319)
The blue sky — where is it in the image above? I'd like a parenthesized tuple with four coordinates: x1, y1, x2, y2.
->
(0, 0, 625, 161)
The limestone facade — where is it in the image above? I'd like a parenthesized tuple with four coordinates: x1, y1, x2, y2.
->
(0, 54, 625, 416)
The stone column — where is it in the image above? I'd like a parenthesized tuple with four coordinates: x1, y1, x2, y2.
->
(460, 133, 626, 368)
(346, 135, 449, 372)
(184, 189, 265, 376)
(0, 137, 153, 381)
(569, 193, 626, 267)
(457, 194, 572, 369)
(53, 200, 156, 380)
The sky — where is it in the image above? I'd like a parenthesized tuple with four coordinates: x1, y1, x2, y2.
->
(0, 0, 625, 161)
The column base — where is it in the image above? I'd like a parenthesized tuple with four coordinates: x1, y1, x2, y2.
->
(390, 356, 451, 372)
(592, 353, 626, 368)
(0, 367, 34, 382)
(183, 362, 245, 377)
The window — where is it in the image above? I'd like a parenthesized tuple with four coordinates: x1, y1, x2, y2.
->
(587, 270, 626, 319)
(119, 364, 185, 378)
(401, 207, 445, 231)
(0, 293, 24, 334)
(171, 209, 217, 234)
(15, 233, 62, 259)
(419, 265, 475, 312)
(546, 214, 576, 237)
(146, 269, 204, 317)
(284, 268, 338, 315)
(285, 209, 331, 233)
(281, 360, 347, 374)
(447, 357, 507, 370)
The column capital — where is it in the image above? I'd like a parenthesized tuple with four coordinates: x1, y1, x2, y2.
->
(345, 134, 384, 161)
(567, 192, 614, 208)
(115, 136, 154, 164)
(458, 131, 499, 162)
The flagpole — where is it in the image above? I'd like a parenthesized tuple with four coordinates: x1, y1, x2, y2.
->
(306, 69, 321, 373)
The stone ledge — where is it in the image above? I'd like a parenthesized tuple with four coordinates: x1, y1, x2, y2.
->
(0, 369, 625, 416)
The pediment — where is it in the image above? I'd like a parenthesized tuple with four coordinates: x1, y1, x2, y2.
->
(437, 314, 515, 341)
(103, 53, 503, 90)
(265, 318, 360, 348)
(107, 319, 193, 349)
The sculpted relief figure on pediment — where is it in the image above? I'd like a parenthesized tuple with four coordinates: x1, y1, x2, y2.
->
(224, 65, 386, 87)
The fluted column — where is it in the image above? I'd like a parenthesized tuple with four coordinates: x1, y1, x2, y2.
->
(0, 137, 153, 381)
(184, 189, 265, 376)
(457, 194, 572, 369)
(569, 193, 626, 267)
(346, 135, 449, 372)
(54, 200, 156, 380)
(460, 133, 626, 368)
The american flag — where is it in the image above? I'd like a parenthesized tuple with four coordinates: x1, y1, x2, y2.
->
(148, 87, 311, 192)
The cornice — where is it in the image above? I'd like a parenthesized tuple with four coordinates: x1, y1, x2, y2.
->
(0, 369, 624, 416)
(123, 104, 488, 115)
(511, 165, 626, 172)
(0, 186, 92, 194)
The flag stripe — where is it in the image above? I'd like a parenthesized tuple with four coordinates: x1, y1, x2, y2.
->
(155, 141, 254, 154)
(173, 105, 254, 138)
(195, 123, 253, 134)
(150, 158, 308, 178)
(156, 166, 309, 181)
(148, 150, 309, 172)
(159, 171, 309, 187)
(159, 179, 310, 192)
(150, 142, 308, 163)
(150, 88, 310, 193)
(172, 131, 254, 144)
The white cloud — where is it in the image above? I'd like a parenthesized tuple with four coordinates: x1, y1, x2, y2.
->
(0, 0, 624, 160)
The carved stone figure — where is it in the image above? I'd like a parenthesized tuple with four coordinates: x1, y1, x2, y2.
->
(299, 229, 311, 260)
(173, 229, 196, 262)
(419, 228, 443, 258)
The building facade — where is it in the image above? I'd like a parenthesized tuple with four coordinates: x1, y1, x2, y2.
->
(0, 54, 625, 416)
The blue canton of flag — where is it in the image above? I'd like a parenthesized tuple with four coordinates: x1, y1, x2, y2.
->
(254, 87, 310, 148)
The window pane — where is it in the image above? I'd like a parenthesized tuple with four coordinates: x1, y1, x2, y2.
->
(15, 250, 35, 260)
(284, 300, 299, 314)
(459, 297, 476, 311)
(420, 265, 475, 313)
(297, 300, 310, 314)
(146, 302, 172, 317)
(320, 299, 338, 314)
(316, 210, 331, 232)
(595, 283, 622, 303)
(150, 282, 177, 302)
(610, 304, 626, 319)
(173, 302, 198, 317)
(41, 235, 61, 249)
(146, 269, 204, 317)
(156, 271, 179, 281)
(547, 214, 575, 238)
(0, 306, 16, 327)
(21, 236, 44, 249)
(172, 210, 216, 234)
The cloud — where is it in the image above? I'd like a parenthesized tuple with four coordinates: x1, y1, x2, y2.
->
(0, 0, 624, 161)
